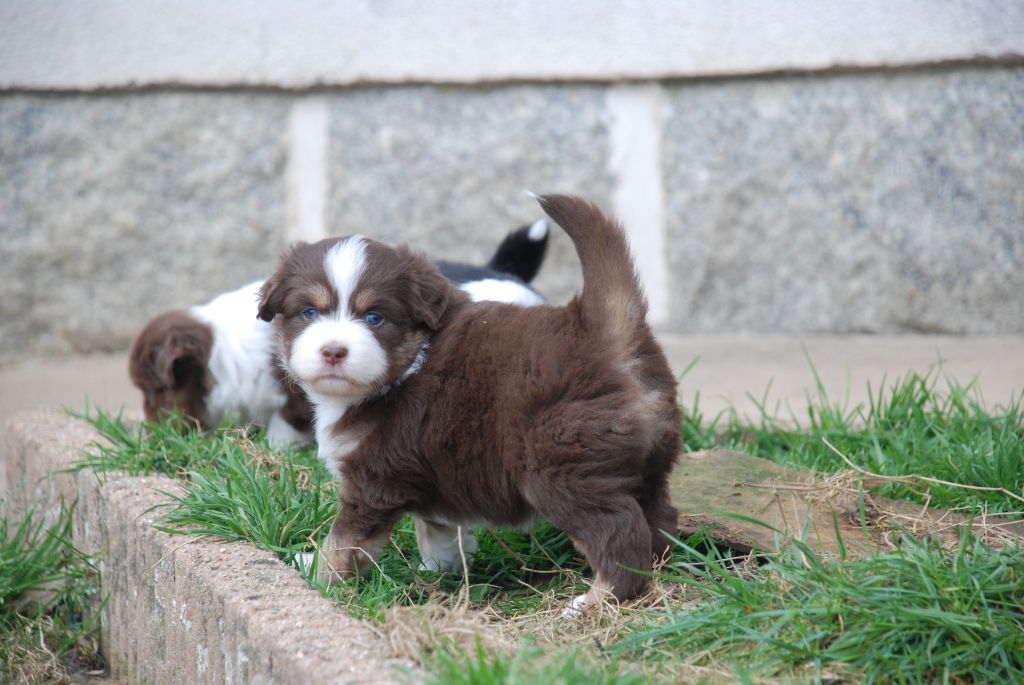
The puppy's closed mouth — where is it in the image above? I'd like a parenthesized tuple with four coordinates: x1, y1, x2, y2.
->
(308, 372, 382, 395)
(310, 372, 357, 387)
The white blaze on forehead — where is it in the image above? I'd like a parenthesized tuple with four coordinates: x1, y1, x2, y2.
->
(286, 234, 389, 397)
(325, 235, 368, 316)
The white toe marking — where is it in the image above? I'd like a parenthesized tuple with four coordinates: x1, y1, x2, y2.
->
(561, 593, 589, 619)
(418, 557, 453, 573)
(293, 552, 315, 575)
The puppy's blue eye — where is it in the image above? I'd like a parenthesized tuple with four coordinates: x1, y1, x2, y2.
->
(302, 307, 319, 320)
(364, 311, 384, 326)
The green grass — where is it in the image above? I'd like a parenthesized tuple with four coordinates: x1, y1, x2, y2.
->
(77, 411, 588, 620)
(683, 368, 1024, 515)
(75, 367, 1024, 682)
(619, 530, 1024, 683)
(155, 442, 337, 565)
(425, 642, 647, 685)
(0, 503, 102, 683)
(74, 409, 247, 478)
(320, 517, 585, 620)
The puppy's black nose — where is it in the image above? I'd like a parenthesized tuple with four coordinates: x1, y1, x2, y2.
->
(321, 345, 348, 365)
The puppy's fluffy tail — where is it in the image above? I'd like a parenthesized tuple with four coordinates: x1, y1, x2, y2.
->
(535, 194, 647, 343)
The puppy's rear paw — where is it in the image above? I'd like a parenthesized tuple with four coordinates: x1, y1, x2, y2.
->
(560, 593, 590, 619)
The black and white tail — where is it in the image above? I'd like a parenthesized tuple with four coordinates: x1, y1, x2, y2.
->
(486, 219, 549, 283)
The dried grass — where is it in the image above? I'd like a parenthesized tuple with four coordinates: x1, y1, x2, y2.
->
(229, 431, 322, 492)
(737, 437, 1024, 553)
(1, 614, 104, 685)
(372, 545, 719, 682)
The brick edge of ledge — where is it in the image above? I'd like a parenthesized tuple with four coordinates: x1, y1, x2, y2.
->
(3, 408, 414, 684)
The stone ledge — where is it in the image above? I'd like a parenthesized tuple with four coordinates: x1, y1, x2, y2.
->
(1, 1, 1021, 90)
(2, 409, 414, 684)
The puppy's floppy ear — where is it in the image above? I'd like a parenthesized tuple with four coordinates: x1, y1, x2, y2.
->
(152, 338, 182, 388)
(259, 242, 312, 321)
(152, 328, 211, 390)
(129, 311, 211, 390)
(160, 344, 199, 389)
(257, 271, 286, 322)
(407, 256, 451, 330)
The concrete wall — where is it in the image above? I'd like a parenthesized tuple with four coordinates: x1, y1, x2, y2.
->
(1, 94, 291, 356)
(4, 1, 1022, 87)
(2, 2, 1022, 360)
(661, 68, 1024, 334)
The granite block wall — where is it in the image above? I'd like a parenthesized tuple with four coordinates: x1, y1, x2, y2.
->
(0, 93, 291, 357)
(1, 66, 1021, 360)
(662, 67, 1024, 333)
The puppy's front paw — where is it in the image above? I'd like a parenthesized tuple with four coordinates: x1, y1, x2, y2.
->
(418, 556, 448, 573)
(293, 551, 315, 575)
(316, 540, 376, 585)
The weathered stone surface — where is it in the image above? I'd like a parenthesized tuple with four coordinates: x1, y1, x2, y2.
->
(326, 85, 616, 305)
(0, 93, 290, 361)
(3, 2, 1022, 89)
(662, 66, 1024, 333)
(4, 409, 414, 684)
(2, 66, 1023, 364)
(672, 450, 1023, 558)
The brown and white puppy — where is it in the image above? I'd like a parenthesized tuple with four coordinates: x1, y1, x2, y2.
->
(128, 280, 315, 444)
(258, 195, 680, 612)
(128, 221, 549, 446)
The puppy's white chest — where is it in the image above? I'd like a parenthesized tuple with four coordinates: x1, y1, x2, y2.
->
(312, 398, 361, 480)
(316, 429, 362, 480)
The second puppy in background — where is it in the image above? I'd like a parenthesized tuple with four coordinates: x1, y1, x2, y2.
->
(128, 220, 549, 445)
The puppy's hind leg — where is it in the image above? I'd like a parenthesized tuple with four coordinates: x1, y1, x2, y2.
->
(640, 479, 679, 562)
(525, 475, 652, 615)
(414, 517, 477, 574)
(638, 434, 681, 560)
